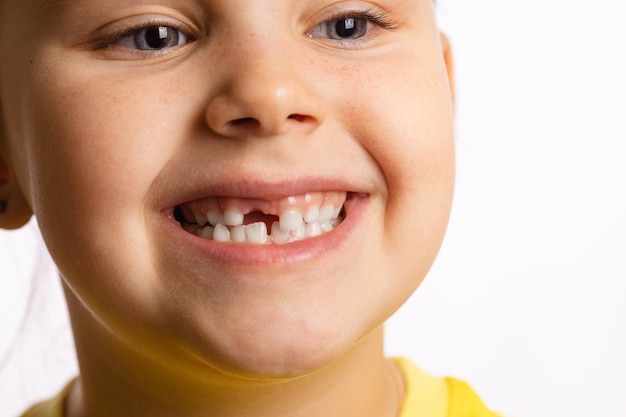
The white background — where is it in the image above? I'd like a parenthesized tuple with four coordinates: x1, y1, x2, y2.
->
(1, 1, 625, 416)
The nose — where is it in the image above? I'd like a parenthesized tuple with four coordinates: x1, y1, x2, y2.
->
(204, 45, 325, 138)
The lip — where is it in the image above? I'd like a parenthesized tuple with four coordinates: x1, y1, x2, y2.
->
(161, 192, 368, 265)
(158, 178, 370, 266)
(160, 177, 369, 208)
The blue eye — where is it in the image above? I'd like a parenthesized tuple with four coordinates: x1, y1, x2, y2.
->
(107, 25, 191, 52)
(320, 17, 369, 40)
(126, 25, 188, 50)
(137, 26, 186, 50)
(307, 11, 397, 42)
(309, 16, 369, 40)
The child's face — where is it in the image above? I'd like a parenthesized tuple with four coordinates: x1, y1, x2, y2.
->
(1, 0, 454, 375)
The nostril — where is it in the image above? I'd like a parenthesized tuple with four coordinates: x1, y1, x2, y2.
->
(288, 114, 309, 123)
(231, 117, 258, 126)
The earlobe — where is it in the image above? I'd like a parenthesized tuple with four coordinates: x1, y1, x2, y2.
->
(0, 148, 33, 230)
(440, 33, 455, 108)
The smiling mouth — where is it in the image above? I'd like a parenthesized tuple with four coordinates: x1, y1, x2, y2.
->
(174, 191, 348, 244)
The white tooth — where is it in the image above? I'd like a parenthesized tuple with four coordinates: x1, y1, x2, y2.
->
(231, 225, 246, 243)
(224, 208, 244, 226)
(207, 211, 225, 227)
(306, 222, 322, 237)
(321, 222, 334, 233)
(333, 207, 342, 219)
(199, 226, 214, 239)
(194, 212, 208, 226)
(271, 222, 291, 244)
(304, 206, 320, 223)
(245, 222, 268, 244)
(213, 224, 231, 242)
(279, 210, 304, 232)
(294, 223, 306, 240)
(318, 205, 335, 223)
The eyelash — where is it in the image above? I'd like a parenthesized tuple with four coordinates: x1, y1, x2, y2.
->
(306, 10, 398, 43)
(325, 9, 399, 31)
(91, 8, 399, 57)
(307, 9, 399, 49)
(92, 20, 192, 57)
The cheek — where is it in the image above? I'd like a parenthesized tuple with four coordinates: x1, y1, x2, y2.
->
(31, 70, 174, 201)
(327, 51, 455, 293)
(336, 59, 454, 183)
(381, 85, 455, 287)
(23, 63, 193, 278)
(325, 47, 455, 188)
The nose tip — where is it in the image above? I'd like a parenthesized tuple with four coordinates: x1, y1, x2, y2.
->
(204, 56, 324, 138)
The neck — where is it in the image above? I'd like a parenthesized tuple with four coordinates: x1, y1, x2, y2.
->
(64, 287, 404, 417)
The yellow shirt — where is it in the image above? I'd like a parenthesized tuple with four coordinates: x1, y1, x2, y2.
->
(393, 357, 500, 417)
(21, 358, 500, 417)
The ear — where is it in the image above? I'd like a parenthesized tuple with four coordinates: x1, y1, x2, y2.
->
(0, 144, 33, 230)
(440, 33, 455, 108)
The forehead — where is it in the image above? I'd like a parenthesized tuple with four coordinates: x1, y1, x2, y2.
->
(1, 0, 431, 49)
(4, 0, 427, 30)
(25, 0, 427, 14)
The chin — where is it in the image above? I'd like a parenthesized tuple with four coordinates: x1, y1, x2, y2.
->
(182, 308, 369, 379)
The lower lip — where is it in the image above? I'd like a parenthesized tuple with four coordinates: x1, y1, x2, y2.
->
(159, 193, 369, 266)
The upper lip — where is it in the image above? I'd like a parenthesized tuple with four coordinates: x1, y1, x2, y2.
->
(158, 175, 369, 211)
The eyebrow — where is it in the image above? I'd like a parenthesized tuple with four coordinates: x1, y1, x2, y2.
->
(39, 0, 72, 13)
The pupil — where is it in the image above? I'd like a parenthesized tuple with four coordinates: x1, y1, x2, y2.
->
(145, 26, 171, 49)
(335, 18, 357, 38)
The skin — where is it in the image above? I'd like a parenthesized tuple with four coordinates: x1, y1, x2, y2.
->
(0, 0, 455, 416)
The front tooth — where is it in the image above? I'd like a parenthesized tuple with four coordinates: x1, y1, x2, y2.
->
(245, 222, 268, 244)
(231, 225, 246, 243)
(207, 211, 225, 227)
(271, 222, 291, 244)
(279, 210, 304, 232)
(294, 223, 306, 240)
(306, 222, 322, 237)
(224, 208, 244, 226)
(304, 206, 320, 223)
(213, 224, 231, 242)
(318, 205, 335, 223)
